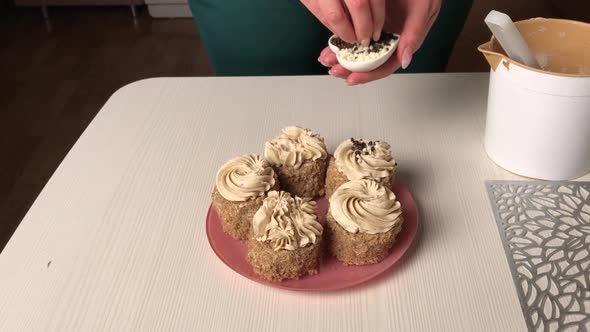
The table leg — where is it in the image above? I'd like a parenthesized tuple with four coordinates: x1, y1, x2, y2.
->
(130, 5, 138, 29)
(41, 6, 52, 32)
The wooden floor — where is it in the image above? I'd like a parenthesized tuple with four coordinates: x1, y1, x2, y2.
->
(0, 2, 583, 250)
(0, 6, 213, 250)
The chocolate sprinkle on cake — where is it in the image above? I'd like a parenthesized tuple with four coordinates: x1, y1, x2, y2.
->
(350, 137, 381, 160)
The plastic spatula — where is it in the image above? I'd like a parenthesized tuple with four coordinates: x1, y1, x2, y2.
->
(484, 10, 541, 69)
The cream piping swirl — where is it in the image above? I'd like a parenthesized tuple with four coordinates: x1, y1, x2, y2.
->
(253, 191, 323, 251)
(264, 126, 327, 169)
(329, 179, 402, 234)
(216, 154, 275, 202)
(335, 138, 396, 181)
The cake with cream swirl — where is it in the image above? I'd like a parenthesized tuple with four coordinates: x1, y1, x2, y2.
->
(325, 138, 397, 199)
(264, 126, 328, 198)
(211, 154, 279, 240)
(247, 190, 323, 281)
(327, 179, 403, 265)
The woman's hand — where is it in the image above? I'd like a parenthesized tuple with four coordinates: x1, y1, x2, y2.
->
(300, 0, 386, 46)
(313, 0, 441, 85)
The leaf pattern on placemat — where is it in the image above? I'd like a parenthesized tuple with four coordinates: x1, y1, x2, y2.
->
(487, 182, 590, 332)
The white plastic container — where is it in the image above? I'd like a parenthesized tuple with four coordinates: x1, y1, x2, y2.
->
(478, 18, 590, 180)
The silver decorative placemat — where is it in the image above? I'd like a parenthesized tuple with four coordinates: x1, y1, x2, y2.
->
(486, 181, 590, 332)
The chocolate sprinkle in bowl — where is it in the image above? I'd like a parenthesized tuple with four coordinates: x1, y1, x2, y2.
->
(328, 32, 400, 73)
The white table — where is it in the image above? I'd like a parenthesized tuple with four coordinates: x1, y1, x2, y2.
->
(3, 74, 583, 331)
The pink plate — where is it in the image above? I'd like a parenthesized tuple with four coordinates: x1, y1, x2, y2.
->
(206, 181, 419, 292)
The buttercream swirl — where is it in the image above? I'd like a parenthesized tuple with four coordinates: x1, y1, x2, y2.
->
(253, 191, 323, 251)
(264, 126, 327, 169)
(216, 154, 276, 202)
(329, 179, 402, 234)
(335, 138, 396, 181)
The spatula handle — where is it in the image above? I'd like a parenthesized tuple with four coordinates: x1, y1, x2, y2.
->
(485, 10, 541, 69)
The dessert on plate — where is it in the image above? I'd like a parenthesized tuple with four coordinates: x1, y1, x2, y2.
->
(264, 126, 328, 198)
(325, 138, 396, 199)
(247, 190, 323, 281)
(327, 179, 403, 265)
(212, 154, 279, 240)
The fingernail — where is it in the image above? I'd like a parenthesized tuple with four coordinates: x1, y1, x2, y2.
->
(361, 39, 370, 47)
(346, 79, 358, 86)
(373, 31, 381, 42)
(401, 47, 413, 69)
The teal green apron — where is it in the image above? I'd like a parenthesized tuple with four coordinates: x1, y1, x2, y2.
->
(189, 0, 473, 76)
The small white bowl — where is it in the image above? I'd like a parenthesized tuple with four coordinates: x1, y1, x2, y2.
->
(328, 33, 400, 73)
(328, 35, 341, 54)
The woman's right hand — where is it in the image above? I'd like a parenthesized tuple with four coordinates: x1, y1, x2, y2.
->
(311, 0, 441, 85)
(300, 0, 386, 45)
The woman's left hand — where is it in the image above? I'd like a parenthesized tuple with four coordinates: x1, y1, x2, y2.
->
(318, 0, 441, 85)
